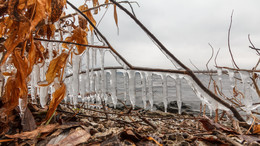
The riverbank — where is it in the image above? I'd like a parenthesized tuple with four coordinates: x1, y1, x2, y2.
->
(1, 101, 260, 145)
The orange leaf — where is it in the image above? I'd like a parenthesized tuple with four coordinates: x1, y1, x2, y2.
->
(92, 0, 99, 14)
(114, 4, 118, 28)
(30, 0, 47, 32)
(253, 125, 260, 134)
(79, 5, 96, 32)
(62, 27, 88, 55)
(28, 36, 36, 74)
(12, 48, 29, 98)
(44, 52, 68, 85)
(45, 83, 66, 121)
(0, 77, 20, 117)
(2, 21, 30, 65)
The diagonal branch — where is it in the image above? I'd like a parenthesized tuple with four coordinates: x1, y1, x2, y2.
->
(109, 0, 246, 123)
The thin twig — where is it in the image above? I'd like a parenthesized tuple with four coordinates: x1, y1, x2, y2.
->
(34, 38, 110, 49)
(60, 1, 139, 20)
(227, 10, 239, 69)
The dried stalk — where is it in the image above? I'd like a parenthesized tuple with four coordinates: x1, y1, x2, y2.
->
(227, 10, 240, 69)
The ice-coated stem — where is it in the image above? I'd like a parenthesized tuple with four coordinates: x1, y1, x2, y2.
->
(128, 70, 136, 109)
(99, 49, 107, 103)
(140, 72, 147, 109)
(147, 72, 153, 110)
(123, 71, 128, 103)
(39, 63, 48, 108)
(72, 53, 81, 106)
(162, 73, 168, 112)
(110, 70, 117, 108)
(176, 75, 182, 114)
(239, 71, 253, 114)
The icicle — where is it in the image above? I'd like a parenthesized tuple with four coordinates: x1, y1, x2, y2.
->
(39, 63, 48, 108)
(146, 72, 153, 110)
(99, 49, 107, 103)
(157, 47, 182, 70)
(109, 70, 117, 108)
(72, 53, 81, 106)
(85, 49, 90, 95)
(227, 69, 235, 88)
(128, 70, 136, 109)
(183, 75, 230, 112)
(95, 71, 101, 104)
(18, 98, 27, 125)
(110, 50, 129, 70)
(30, 65, 39, 103)
(217, 68, 222, 81)
(176, 75, 182, 114)
(79, 73, 86, 100)
(161, 73, 168, 112)
(239, 71, 253, 113)
(48, 42, 53, 61)
(140, 72, 147, 109)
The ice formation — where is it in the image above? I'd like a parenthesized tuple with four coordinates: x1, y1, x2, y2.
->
(99, 49, 107, 102)
(162, 73, 168, 112)
(110, 51, 129, 70)
(128, 70, 136, 108)
(30, 65, 40, 103)
(39, 63, 48, 108)
(239, 71, 253, 113)
(109, 70, 117, 108)
(140, 72, 147, 109)
(72, 53, 80, 106)
(176, 75, 182, 114)
(146, 72, 153, 110)
(123, 71, 129, 102)
(217, 68, 222, 81)
(183, 75, 230, 112)
(226, 69, 235, 88)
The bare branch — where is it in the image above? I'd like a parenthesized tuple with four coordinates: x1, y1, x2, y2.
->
(34, 38, 110, 49)
(227, 10, 240, 69)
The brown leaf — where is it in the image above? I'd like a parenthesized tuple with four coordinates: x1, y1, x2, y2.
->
(199, 117, 237, 134)
(12, 48, 29, 98)
(28, 36, 36, 74)
(56, 128, 91, 145)
(43, 52, 68, 85)
(79, 4, 96, 32)
(5, 124, 58, 140)
(45, 83, 66, 121)
(2, 21, 30, 65)
(253, 124, 260, 134)
(62, 27, 88, 55)
(50, 0, 66, 23)
(30, 0, 48, 32)
(22, 107, 37, 132)
(113, 4, 118, 28)
(92, 0, 99, 14)
(0, 77, 20, 117)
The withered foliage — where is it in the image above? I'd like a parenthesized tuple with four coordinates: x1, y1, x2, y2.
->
(0, 0, 117, 128)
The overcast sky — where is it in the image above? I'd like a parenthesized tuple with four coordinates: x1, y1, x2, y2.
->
(70, 0, 260, 70)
